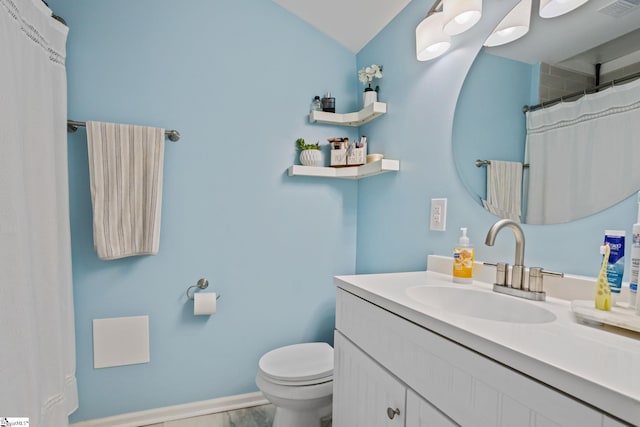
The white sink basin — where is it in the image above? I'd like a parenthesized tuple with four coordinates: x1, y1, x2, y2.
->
(405, 286, 557, 324)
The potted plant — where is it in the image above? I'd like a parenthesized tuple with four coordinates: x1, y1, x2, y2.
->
(358, 64, 383, 107)
(296, 138, 323, 167)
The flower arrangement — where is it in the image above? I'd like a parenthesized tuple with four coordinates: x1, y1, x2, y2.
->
(358, 64, 383, 92)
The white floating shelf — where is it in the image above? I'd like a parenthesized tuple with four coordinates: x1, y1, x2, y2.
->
(309, 102, 387, 127)
(288, 159, 399, 180)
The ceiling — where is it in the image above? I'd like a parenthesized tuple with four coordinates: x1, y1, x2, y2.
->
(272, 0, 640, 75)
(272, 0, 412, 53)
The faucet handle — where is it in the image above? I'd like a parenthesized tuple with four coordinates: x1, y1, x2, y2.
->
(483, 262, 509, 286)
(495, 262, 509, 286)
(529, 267, 564, 292)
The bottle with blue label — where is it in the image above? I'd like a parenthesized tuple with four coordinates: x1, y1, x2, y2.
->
(630, 224, 640, 309)
(629, 192, 640, 310)
(603, 230, 625, 299)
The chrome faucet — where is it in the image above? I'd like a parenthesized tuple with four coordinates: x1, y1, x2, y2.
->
(484, 219, 563, 301)
(485, 219, 526, 289)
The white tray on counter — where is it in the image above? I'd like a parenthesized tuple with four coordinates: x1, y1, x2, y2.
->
(571, 299, 640, 333)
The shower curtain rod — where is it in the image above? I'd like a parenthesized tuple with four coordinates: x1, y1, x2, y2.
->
(523, 70, 640, 113)
(67, 120, 181, 142)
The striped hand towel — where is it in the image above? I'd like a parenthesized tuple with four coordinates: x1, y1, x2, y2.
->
(86, 121, 165, 260)
(482, 160, 522, 223)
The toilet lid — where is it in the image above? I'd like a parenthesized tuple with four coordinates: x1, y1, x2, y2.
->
(259, 342, 333, 383)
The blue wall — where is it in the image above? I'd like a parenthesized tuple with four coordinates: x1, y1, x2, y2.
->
(49, 0, 640, 422)
(49, 0, 361, 422)
(355, 0, 638, 280)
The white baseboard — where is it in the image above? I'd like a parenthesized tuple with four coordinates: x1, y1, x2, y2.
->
(70, 391, 269, 427)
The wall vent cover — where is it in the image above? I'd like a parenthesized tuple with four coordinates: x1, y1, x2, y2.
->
(598, 0, 640, 18)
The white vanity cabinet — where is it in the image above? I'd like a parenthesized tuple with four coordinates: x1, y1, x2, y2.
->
(333, 288, 630, 427)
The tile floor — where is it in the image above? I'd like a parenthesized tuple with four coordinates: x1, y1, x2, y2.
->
(142, 404, 332, 427)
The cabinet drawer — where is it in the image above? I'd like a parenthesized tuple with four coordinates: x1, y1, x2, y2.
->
(336, 288, 612, 427)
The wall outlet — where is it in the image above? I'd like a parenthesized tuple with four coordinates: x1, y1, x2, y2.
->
(430, 198, 447, 231)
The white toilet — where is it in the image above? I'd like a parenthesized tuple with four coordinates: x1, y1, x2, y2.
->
(255, 342, 333, 427)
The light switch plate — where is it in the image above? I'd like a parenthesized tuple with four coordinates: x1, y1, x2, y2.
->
(430, 198, 447, 231)
(93, 315, 150, 369)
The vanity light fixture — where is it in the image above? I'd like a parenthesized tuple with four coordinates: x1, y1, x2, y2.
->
(443, 0, 482, 35)
(539, 0, 590, 18)
(418, 0, 586, 62)
(416, 11, 452, 61)
(484, 0, 532, 47)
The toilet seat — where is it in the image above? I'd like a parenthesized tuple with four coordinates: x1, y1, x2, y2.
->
(258, 342, 333, 386)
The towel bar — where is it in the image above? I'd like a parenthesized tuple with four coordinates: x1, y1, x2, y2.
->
(476, 159, 529, 168)
(67, 119, 181, 142)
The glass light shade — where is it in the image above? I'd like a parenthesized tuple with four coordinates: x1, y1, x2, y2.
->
(484, 0, 531, 47)
(416, 12, 451, 61)
(443, 0, 482, 35)
(539, 0, 589, 18)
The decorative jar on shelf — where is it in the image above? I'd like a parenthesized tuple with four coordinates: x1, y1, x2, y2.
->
(363, 85, 377, 107)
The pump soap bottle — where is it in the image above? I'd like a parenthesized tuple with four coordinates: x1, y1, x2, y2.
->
(453, 227, 474, 284)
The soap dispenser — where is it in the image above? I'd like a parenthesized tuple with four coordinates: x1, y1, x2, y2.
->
(453, 227, 474, 284)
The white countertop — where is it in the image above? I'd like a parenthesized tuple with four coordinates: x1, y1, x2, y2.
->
(334, 269, 640, 425)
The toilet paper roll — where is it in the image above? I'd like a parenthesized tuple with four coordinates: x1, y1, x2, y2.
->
(194, 292, 217, 315)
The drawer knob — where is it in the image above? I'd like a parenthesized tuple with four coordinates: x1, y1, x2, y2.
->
(387, 407, 400, 420)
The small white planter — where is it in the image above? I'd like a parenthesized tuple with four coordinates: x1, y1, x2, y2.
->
(300, 149, 323, 167)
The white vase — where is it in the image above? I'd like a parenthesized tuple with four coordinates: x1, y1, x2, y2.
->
(300, 149, 323, 167)
(363, 89, 377, 107)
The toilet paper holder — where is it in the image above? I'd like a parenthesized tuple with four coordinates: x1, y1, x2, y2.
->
(186, 278, 221, 300)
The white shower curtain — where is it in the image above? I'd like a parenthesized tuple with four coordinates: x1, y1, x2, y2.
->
(0, 0, 78, 425)
(525, 77, 640, 224)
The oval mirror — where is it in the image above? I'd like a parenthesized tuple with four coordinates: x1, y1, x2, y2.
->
(453, 0, 640, 224)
